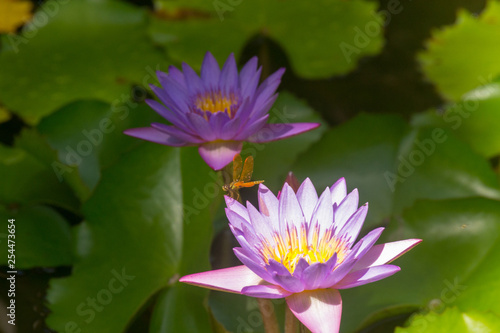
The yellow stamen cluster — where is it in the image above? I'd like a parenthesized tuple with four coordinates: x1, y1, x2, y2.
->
(260, 225, 349, 274)
(195, 92, 237, 118)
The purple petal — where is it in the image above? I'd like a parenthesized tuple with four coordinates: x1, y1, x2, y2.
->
(234, 248, 273, 283)
(335, 265, 401, 289)
(225, 196, 249, 220)
(286, 289, 342, 333)
(309, 187, 334, 233)
(334, 189, 359, 231)
(151, 123, 203, 144)
(279, 183, 305, 229)
(350, 227, 385, 260)
(330, 178, 347, 206)
(301, 262, 331, 290)
(179, 265, 262, 294)
(208, 111, 230, 134)
(296, 178, 318, 222)
(150, 82, 189, 115)
(246, 123, 320, 143)
(290, 257, 310, 281)
(160, 66, 186, 88)
(225, 208, 252, 231)
(219, 53, 238, 94)
(145, 99, 190, 132)
(234, 114, 269, 140)
(186, 113, 216, 141)
(353, 239, 422, 271)
(201, 52, 220, 90)
(254, 68, 285, 107)
(123, 127, 190, 147)
(257, 184, 279, 219)
(248, 93, 278, 121)
(240, 61, 261, 98)
(247, 202, 273, 240)
(272, 272, 305, 293)
(337, 204, 368, 245)
(198, 141, 242, 170)
(220, 116, 242, 140)
(242, 284, 292, 299)
(182, 62, 205, 95)
(320, 259, 357, 289)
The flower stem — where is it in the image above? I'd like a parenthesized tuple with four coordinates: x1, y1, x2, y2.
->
(257, 298, 279, 333)
(284, 305, 298, 333)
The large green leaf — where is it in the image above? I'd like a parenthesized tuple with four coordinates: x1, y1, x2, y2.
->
(0, 205, 73, 268)
(340, 198, 500, 332)
(396, 308, 500, 333)
(293, 113, 500, 227)
(0, 0, 169, 124)
(149, 147, 219, 333)
(293, 113, 410, 229)
(36, 99, 163, 196)
(418, 0, 500, 100)
(149, 0, 383, 78)
(392, 127, 500, 212)
(0, 144, 79, 211)
(46, 144, 183, 333)
(412, 79, 500, 158)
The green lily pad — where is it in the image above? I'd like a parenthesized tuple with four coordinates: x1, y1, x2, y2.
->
(0, 205, 73, 268)
(293, 113, 410, 229)
(396, 308, 500, 333)
(149, 0, 383, 78)
(340, 198, 500, 332)
(46, 144, 183, 333)
(0, 143, 79, 211)
(412, 79, 500, 158)
(418, 0, 500, 101)
(0, 0, 169, 125)
(37, 99, 163, 194)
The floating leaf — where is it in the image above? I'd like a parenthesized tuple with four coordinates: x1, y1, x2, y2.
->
(150, 0, 383, 78)
(418, 0, 500, 100)
(0, 205, 72, 268)
(0, 0, 169, 124)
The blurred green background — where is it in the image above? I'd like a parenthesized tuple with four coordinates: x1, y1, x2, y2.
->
(1, 0, 500, 332)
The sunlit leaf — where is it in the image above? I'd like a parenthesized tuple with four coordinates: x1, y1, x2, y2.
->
(418, 0, 500, 100)
(396, 308, 500, 333)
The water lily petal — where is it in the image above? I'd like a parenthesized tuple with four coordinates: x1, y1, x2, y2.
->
(330, 177, 347, 206)
(337, 204, 369, 245)
(123, 127, 190, 147)
(334, 189, 359, 231)
(335, 264, 401, 289)
(246, 123, 320, 143)
(179, 265, 262, 294)
(296, 178, 319, 222)
(353, 239, 422, 271)
(242, 284, 292, 299)
(198, 141, 242, 170)
(286, 289, 342, 333)
(201, 51, 220, 90)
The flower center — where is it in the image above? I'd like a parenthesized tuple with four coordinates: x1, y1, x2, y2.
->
(260, 226, 349, 274)
(195, 92, 238, 118)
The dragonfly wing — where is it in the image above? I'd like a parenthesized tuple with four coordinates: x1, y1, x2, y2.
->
(241, 156, 254, 183)
(233, 154, 243, 183)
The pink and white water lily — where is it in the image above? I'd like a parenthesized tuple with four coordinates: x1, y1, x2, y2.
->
(180, 177, 421, 332)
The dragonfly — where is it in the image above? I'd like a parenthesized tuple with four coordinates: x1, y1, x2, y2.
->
(223, 154, 264, 201)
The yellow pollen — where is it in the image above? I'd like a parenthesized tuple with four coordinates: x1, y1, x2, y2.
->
(195, 92, 237, 118)
(260, 226, 349, 274)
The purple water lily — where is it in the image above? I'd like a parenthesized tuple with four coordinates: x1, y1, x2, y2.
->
(180, 177, 421, 332)
(124, 52, 319, 170)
